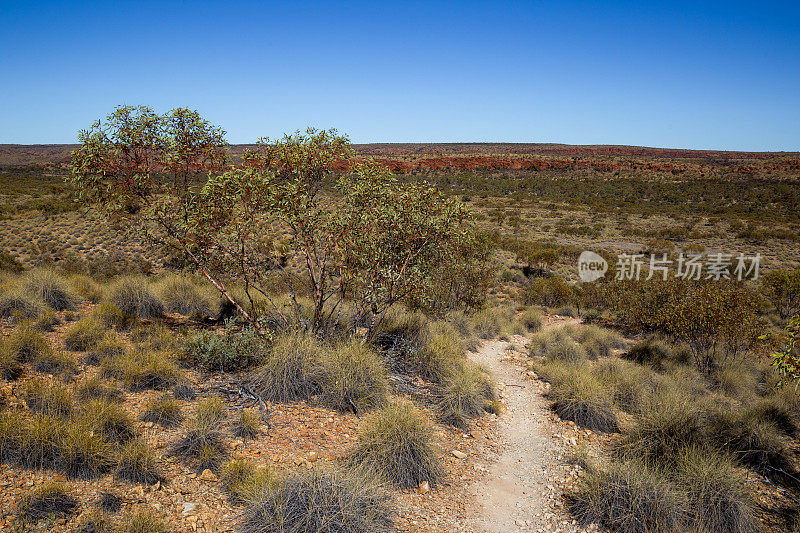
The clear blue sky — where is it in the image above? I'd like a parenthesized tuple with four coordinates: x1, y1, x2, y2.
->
(1, 1, 798, 150)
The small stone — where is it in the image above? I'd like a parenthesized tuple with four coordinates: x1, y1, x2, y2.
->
(418, 481, 430, 494)
(199, 469, 218, 482)
(451, 450, 467, 459)
(308, 452, 318, 462)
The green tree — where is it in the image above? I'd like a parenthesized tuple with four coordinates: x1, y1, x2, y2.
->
(70, 107, 483, 335)
(761, 269, 800, 319)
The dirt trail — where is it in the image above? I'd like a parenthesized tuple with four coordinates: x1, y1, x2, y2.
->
(465, 317, 580, 533)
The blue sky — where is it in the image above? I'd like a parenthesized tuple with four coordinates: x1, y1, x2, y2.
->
(1, 1, 798, 150)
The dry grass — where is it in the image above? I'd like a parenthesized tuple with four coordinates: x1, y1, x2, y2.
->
(250, 332, 323, 402)
(238, 468, 394, 533)
(110, 277, 164, 318)
(318, 339, 388, 414)
(140, 393, 184, 427)
(436, 360, 495, 429)
(64, 317, 107, 351)
(346, 402, 442, 489)
(19, 482, 78, 522)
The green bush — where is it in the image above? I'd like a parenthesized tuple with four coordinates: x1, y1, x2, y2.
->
(436, 360, 495, 429)
(63, 317, 107, 351)
(156, 275, 213, 317)
(569, 458, 687, 533)
(238, 468, 394, 533)
(19, 482, 78, 522)
(624, 335, 672, 366)
(524, 276, 573, 307)
(319, 340, 388, 413)
(22, 268, 78, 311)
(548, 366, 618, 432)
(346, 402, 442, 488)
(184, 326, 266, 371)
(110, 277, 164, 318)
(251, 332, 323, 402)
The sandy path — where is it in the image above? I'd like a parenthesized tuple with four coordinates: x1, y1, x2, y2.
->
(464, 318, 580, 532)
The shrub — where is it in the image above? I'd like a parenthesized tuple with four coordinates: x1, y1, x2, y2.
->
(569, 458, 687, 533)
(232, 409, 260, 439)
(183, 326, 265, 371)
(124, 506, 167, 533)
(24, 378, 73, 417)
(116, 439, 163, 484)
(519, 306, 543, 332)
(238, 468, 394, 533)
(222, 458, 274, 503)
(624, 336, 672, 366)
(60, 421, 116, 478)
(34, 308, 60, 332)
(346, 402, 441, 489)
(524, 276, 573, 307)
(593, 358, 654, 413)
(548, 367, 618, 432)
(19, 482, 78, 522)
(0, 292, 41, 319)
(84, 331, 126, 366)
(103, 349, 181, 391)
(64, 317, 107, 351)
(141, 393, 184, 427)
(251, 332, 323, 402)
(436, 360, 495, 429)
(675, 446, 757, 533)
(76, 375, 122, 402)
(6, 324, 52, 362)
(471, 306, 514, 339)
(69, 274, 105, 303)
(81, 399, 136, 442)
(22, 268, 78, 311)
(93, 301, 136, 330)
(318, 340, 388, 413)
(34, 347, 76, 375)
(618, 386, 706, 464)
(110, 277, 164, 318)
(157, 276, 213, 317)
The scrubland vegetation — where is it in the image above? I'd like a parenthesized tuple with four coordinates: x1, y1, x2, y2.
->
(0, 107, 798, 531)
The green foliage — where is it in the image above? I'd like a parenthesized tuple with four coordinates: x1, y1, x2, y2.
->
(63, 316, 107, 351)
(250, 332, 323, 402)
(761, 269, 800, 319)
(346, 402, 442, 488)
(21, 268, 78, 311)
(19, 482, 78, 522)
(771, 314, 800, 387)
(318, 339, 389, 413)
(71, 108, 484, 332)
(109, 277, 164, 318)
(524, 276, 573, 307)
(183, 324, 266, 371)
(436, 360, 495, 429)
